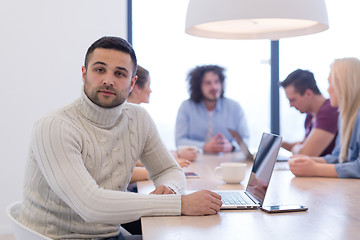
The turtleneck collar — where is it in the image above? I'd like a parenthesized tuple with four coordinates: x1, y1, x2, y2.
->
(78, 88, 124, 128)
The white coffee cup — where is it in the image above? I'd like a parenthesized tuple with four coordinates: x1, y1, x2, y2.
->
(215, 162, 246, 184)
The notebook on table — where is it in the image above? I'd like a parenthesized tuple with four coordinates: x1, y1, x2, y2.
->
(215, 132, 282, 209)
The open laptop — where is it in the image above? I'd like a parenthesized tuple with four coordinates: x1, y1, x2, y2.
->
(216, 132, 282, 209)
(228, 129, 254, 161)
(228, 128, 290, 162)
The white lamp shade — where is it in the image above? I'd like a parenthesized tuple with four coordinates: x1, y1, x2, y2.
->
(185, 0, 329, 40)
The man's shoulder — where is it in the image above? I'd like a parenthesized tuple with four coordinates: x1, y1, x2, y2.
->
(319, 99, 338, 113)
(36, 100, 79, 124)
(312, 99, 338, 132)
(181, 99, 194, 105)
(219, 97, 242, 109)
(124, 101, 147, 111)
(221, 97, 239, 104)
(317, 99, 338, 119)
(180, 99, 200, 108)
(39, 100, 80, 121)
(180, 98, 241, 110)
(123, 102, 150, 118)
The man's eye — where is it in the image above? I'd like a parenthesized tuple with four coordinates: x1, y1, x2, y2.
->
(115, 71, 124, 77)
(96, 68, 104, 73)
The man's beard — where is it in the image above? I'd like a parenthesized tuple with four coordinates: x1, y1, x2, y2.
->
(84, 78, 131, 108)
(203, 92, 220, 102)
(203, 96, 218, 102)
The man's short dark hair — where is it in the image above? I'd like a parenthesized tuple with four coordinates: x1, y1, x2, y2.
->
(84, 36, 137, 77)
(187, 65, 225, 103)
(135, 65, 150, 89)
(280, 69, 321, 95)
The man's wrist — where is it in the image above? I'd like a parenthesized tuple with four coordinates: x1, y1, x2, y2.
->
(291, 143, 302, 154)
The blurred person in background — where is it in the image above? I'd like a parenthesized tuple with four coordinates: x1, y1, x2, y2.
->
(280, 69, 338, 157)
(175, 65, 249, 154)
(128, 66, 198, 183)
(289, 58, 360, 178)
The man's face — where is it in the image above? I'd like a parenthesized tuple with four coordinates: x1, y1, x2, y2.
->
(284, 85, 310, 113)
(82, 48, 137, 108)
(200, 71, 222, 102)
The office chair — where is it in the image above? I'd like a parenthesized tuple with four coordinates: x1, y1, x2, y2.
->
(6, 201, 132, 239)
(6, 201, 52, 240)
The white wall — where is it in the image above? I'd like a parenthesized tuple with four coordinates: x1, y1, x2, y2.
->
(0, 0, 127, 233)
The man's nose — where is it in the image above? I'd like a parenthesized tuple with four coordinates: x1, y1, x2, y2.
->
(103, 74, 114, 86)
(210, 83, 219, 89)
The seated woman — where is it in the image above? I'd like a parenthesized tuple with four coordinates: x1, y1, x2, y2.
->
(289, 58, 360, 178)
(128, 66, 198, 183)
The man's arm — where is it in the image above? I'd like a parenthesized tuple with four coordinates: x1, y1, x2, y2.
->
(175, 102, 205, 149)
(293, 128, 335, 156)
(32, 117, 182, 225)
(281, 141, 301, 152)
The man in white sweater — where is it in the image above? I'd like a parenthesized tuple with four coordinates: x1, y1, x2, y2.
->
(19, 36, 222, 239)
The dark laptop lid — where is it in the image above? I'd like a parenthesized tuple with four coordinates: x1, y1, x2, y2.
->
(245, 133, 282, 204)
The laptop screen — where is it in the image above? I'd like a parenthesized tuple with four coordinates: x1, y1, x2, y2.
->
(245, 133, 282, 203)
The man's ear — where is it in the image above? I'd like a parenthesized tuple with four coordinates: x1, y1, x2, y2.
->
(130, 75, 138, 92)
(131, 84, 140, 95)
(81, 66, 87, 84)
(304, 89, 314, 97)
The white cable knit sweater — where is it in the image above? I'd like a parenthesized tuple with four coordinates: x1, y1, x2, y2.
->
(19, 89, 185, 239)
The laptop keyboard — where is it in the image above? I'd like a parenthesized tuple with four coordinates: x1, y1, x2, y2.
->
(218, 192, 251, 205)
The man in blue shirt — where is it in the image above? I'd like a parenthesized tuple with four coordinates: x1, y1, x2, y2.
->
(175, 65, 249, 154)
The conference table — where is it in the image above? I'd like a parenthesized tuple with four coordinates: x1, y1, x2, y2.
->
(137, 152, 360, 240)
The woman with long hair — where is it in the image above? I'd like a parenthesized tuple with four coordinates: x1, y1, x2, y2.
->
(289, 57, 360, 178)
(128, 66, 197, 183)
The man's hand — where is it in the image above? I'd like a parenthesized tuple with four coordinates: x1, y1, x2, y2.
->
(204, 133, 233, 153)
(181, 190, 222, 215)
(177, 147, 198, 161)
(150, 185, 176, 195)
(281, 141, 297, 152)
(176, 157, 191, 168)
